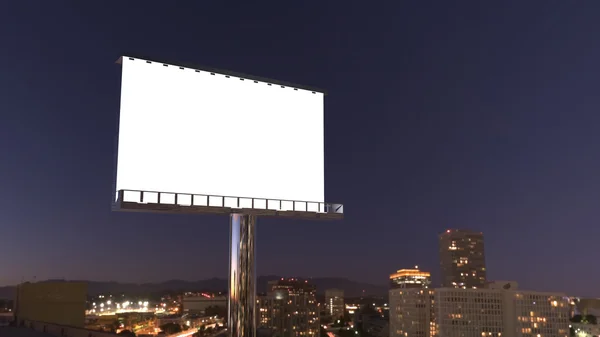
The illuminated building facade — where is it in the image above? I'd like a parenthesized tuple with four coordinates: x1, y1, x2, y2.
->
(257, 295, 272, 328)
(513, 291, 570, 337)
(436, 288, 504, 337)
(256, 279, 319, 337)
(345, 304, 360, 318)
(325, 289, 344, 318)
(439, 229, 487, 289)
(435, 283, 569, 337)
(389, 267, 431, 289)
(390, 282, 569, 337)
(389, 288, 436, 337)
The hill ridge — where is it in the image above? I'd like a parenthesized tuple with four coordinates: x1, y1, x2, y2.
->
(0, 276, 387, 300)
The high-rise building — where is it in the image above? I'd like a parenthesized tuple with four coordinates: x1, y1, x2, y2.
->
(439, 229, 487, 289)
(389, 267, 431, 289)
(256, 278, 320, 337)
(389, 282, 570, 337)
(325, 289, 344, 318)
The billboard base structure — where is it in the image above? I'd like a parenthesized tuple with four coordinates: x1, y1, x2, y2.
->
(229, 214, 256, 337)
(114, 190, 342, 337)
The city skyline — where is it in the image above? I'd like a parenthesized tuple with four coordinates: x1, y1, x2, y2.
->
(2, 1, 600, 298)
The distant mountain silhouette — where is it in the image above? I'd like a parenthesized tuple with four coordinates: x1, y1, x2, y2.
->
(0, 276, 386, 300)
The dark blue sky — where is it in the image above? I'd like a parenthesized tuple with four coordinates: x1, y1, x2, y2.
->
(1, 1, 599, 296)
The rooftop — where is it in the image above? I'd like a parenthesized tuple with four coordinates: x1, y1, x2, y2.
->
(0, 327, 52, 337)
(389, 267, 430, 279)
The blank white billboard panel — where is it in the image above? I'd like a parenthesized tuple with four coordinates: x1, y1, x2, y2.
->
(116, 57, 325, 203)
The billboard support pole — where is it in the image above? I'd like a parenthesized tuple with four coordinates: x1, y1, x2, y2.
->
(229, 214, 257, 337)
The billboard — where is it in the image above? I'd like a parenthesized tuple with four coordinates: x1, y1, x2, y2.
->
(115, 56, 325, 206)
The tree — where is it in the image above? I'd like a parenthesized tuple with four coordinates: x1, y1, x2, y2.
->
(571, 314, 598, 324)
(320, 316, 333, 325)
(160, 323, 182, 335)
(338, 328, 357, 337)
(118, 330, 136, 337)
(109, 319, 121, 333)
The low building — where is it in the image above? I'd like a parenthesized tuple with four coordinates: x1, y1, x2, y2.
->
(0, 313, 13, 327)
(15, 281, 87, 328)
(325, 289, 344, 318)
(0, 299, 14, 313)
(156, 314, 183, 327)
(183, 295, 227, 313)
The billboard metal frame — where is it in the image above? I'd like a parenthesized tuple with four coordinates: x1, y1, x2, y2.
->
(115, 189, 343, 220)
(116, 55, 327, 94)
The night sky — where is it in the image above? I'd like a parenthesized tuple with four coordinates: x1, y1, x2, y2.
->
(1, 1, 600, 297)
